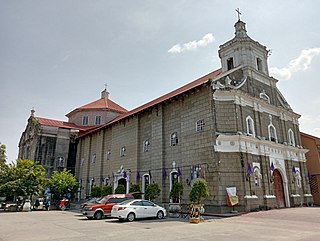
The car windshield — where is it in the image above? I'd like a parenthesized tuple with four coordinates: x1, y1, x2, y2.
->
(87, 197, 101, 204)
(97, 197, 108, 204)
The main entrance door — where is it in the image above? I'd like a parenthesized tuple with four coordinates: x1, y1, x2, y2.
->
(118, 178, 127, 193)
(273, 169, 285, 208)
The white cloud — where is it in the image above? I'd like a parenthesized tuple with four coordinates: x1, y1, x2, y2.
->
(299, 114, 320, 137)
(270, 48, 320, 80)
(168, 33, 215, 54)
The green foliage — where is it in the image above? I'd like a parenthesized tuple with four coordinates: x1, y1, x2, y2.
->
(114, 184, 126, 194)
(101, 185, 112, 196)
(189, 180, 209, 204)
(129, 184, 141, 199)
(31, 118, 40, 127)
(91, 186, 101, 197)
(47, 169, 78, 200)
(145, 183, 160, 201)
(169, 182, 183, 203)
(0, 143, 6, 163)
(0, 159, 46, 198)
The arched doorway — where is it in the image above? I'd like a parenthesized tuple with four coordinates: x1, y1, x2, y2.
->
(273, 169, 285, 208)
(118, 178, 127, 193)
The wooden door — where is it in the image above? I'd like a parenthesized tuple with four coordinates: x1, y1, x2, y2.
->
(273, 169, 285, 208)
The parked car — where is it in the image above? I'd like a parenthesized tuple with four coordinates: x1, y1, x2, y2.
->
(111, 199, 166, 222)
(82, 194, 134, 220)
(80, 197, 101, 212)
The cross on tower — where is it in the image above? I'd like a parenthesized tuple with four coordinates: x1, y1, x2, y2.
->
(235, 8, 241, 21)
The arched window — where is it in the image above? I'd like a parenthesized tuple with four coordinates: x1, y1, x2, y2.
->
(170, 132, 178, 146)
(142, 174, 151, 199)
(120, 146, 126, 157)
(268, 124, 277, 143)
(106, 150, 111, 160)
(246, 116, 255, 137)
(143, 139, 150, 152)
(288, 129, 295, 146)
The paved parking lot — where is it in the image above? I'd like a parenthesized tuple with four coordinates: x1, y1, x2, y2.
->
(0, 207, 320, 241)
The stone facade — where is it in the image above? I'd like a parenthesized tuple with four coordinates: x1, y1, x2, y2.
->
(18, 112, 78, 177)
(18, 88, 126, 178)
(76, 20, 312, 212)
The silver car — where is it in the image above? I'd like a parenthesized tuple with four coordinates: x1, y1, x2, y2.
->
(111, 199, 166, 222)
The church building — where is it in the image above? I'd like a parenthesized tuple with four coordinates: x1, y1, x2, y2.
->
(18, 88, 127, 177)
(73, 19, 312, 212)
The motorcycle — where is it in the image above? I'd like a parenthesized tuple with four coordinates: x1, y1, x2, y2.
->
(59, 198, 70, 211)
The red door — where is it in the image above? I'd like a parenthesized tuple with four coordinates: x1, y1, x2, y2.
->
(273, 170, 285, 208)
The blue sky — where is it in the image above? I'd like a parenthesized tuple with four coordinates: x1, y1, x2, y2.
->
(1, 0, 319, 163)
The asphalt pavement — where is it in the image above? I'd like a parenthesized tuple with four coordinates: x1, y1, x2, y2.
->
(0, 207, 319, 241)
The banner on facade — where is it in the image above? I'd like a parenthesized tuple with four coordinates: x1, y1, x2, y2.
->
(226, 187, 239, 206)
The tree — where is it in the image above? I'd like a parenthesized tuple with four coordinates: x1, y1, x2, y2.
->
(47, 169, 78, 201)
(145, 183, 160, 201)
(0, 159, 46, 199)
(101, 185, 112, 196)
(91, 186, 101, 197)
(0, 143, 6, 164)
(114, 184, 126, 194)
(169, 182, 183, 203)
(189, 180, 209, 204)
(129, 184, 142, 198)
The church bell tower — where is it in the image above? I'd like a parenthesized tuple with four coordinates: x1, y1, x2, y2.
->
(218, 14, 270, 76)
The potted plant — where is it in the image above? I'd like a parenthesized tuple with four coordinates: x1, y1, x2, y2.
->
(170, 182, 183, 203)
(129, 184, 142, 199)
(145, 183, 160, 201)
(115, 184, 126, 194)
(189, 180, 209, 223)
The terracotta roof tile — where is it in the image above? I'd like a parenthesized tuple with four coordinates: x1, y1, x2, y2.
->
(80, 69, 222, 137)
(66, 98, 127, 117)
(34, 117, 93, 131)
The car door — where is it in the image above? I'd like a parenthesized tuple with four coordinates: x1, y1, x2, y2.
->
(142, 200, 158, 218)
(130, 201, 145, 218)
(104, 197, 118, 214)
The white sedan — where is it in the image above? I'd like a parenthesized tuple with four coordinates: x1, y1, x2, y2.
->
(111, 199, 166, 222)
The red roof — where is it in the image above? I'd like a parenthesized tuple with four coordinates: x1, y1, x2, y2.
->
(66, 98, 128, 118)
(34, 117, 94, 131)
(79, 69, 222, 137)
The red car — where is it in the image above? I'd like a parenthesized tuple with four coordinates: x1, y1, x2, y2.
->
(82, 194, 134, 220)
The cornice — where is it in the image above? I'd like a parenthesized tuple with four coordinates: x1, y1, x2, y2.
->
(214, 133, 308, 162)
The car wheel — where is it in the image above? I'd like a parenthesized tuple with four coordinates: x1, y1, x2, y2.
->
(157, 211, 164, 219)
(94, 211, 103, 220)
(127, 212, 135, 222)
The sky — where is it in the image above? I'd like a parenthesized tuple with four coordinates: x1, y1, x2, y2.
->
(1, 0, 319, 163)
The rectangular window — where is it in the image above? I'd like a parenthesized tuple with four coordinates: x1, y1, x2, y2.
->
(95, 116, 101, 125)
(82, 116, 89, 125)
(227, 58, 234, 70)
(257, 58, 262, 71)
(196, 120, 205, 132)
